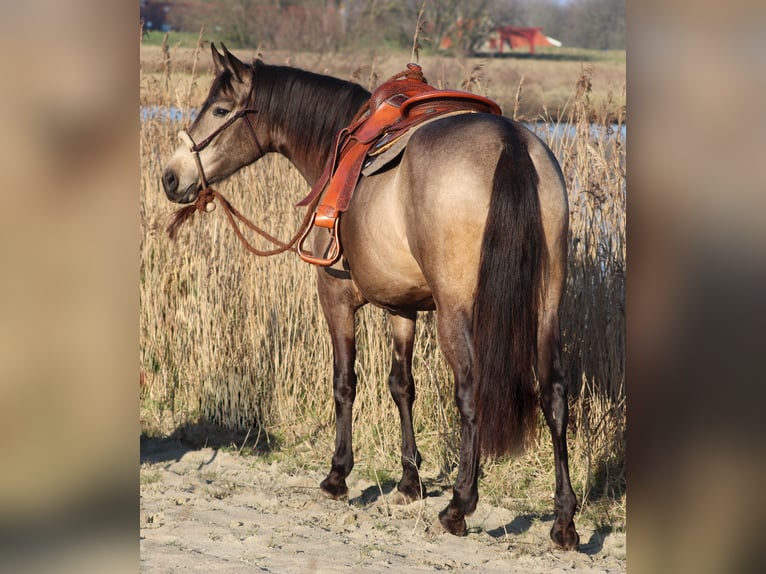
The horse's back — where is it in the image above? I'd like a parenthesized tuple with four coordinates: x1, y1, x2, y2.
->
(404, 114, 566, 295)
(403, 112, 566, 222)
(341, 113, 566, 311)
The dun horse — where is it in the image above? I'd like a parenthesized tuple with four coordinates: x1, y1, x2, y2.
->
(162, 45, 578, 549)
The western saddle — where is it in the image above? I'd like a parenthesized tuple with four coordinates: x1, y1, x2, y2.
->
(296, 63, 502, 266)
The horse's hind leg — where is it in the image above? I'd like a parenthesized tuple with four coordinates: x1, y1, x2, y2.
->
(539, 310, 580, 550)
(387, 310, 423, 501)
(434, 307, 479, 536)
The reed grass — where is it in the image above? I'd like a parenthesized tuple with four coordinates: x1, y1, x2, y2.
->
(140, 47, 626, 529)
(139, 44, 626, 123)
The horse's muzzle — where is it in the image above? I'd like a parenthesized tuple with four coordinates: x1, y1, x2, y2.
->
(162, 168, 197, 204)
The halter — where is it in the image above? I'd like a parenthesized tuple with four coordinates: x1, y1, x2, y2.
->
(168, 105, 321, 257)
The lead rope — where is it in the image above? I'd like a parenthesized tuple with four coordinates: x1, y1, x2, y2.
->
(167, 185, 320, 257)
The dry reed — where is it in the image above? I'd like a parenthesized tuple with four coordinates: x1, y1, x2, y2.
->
(140, 49, 625, 528)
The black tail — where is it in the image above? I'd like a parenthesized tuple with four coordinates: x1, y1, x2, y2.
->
(474, 130, 545, 457)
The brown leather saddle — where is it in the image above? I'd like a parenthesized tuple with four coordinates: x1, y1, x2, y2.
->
(296, 64, 502, 266)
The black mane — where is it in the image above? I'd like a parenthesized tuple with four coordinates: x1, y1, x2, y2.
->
(249, 61, 371, 167)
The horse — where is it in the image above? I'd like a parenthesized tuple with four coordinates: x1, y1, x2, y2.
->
(161, 44, 579, 550)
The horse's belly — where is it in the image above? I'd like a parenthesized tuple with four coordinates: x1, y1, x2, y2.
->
(339, 171, 435, 310)
(346, 249, 435, 311)
(359, 281, 436, 312)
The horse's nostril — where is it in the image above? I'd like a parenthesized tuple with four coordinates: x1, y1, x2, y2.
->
(162, 169, 178, 194)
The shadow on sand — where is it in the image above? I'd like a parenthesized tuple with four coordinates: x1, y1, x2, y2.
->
(140, 418, 279, 465)
(486, 514, 616, 555)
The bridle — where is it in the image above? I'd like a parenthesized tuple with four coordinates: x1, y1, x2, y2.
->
(168, 102, 321, 257)
(178, 106, 261, 190)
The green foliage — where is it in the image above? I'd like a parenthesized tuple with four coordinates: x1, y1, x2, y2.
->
(142, 29, 234, 49)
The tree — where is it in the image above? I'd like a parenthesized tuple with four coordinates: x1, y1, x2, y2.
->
(569, 0, 626, 49)
(162, 0, 626, 53)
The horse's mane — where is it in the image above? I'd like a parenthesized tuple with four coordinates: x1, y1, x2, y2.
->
(248, 61, 371, 163)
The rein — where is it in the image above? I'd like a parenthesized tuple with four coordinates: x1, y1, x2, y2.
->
(167, 106, 321, 257)
(167, 185, 319, 257)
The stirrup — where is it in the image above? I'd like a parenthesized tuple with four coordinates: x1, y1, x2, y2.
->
(297, 215, 342, 266)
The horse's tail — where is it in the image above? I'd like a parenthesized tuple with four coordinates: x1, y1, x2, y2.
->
(474, 131, 545, 458)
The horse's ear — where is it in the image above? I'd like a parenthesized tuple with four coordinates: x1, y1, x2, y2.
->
(220, 43, 249, 83)
(211, 43, 226, 74)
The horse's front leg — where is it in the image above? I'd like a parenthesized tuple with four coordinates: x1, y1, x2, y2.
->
(387, 310, 423, 501)
(317, 272, 363, 499)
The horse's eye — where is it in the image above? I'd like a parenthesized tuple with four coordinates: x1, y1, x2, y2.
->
(212, 107, 230, 117)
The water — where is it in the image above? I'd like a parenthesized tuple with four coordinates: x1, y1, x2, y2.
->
(524, 121, 626, 143)
(140, 106, 626, 139)
(141, 105, 197, 123)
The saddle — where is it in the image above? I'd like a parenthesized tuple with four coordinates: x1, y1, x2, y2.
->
(296, 63, 502, 266)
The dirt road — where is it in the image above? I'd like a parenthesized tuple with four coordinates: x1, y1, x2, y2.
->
(140, 438, 625, 573)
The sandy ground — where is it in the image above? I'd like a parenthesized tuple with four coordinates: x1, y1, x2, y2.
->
(140, 438, 625, 573)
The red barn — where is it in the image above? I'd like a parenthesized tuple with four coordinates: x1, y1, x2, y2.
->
(485, 26, 562, 55)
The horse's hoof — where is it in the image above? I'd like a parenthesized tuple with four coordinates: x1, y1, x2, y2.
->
(550, 520, 580, 551)
(396, 479, 424, 502)
(319, 477, 348, 500)
(438, 507, 467, 536)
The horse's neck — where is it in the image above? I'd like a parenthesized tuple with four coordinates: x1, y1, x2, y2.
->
(276, 109, 361, 187)
(263, 71, 368, 186)
(282, 146, 330, 187)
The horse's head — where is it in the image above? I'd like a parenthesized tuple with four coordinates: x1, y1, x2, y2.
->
(162, 44, 265, 204)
